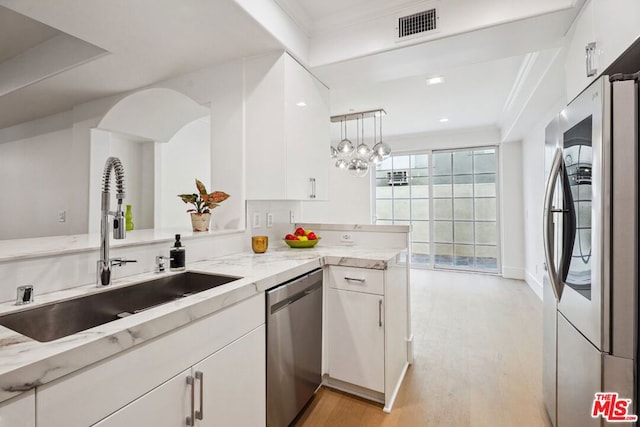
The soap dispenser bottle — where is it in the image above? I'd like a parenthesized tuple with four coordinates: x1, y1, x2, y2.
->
(170, 234, 186, 271)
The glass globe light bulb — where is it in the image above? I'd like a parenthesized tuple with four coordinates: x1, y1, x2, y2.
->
(369, 152, 384, 164)
(330, 146, 339, 159)
(356, 143, 372, 159)
(372, 141, 391, 159)
(335, 158, 348, 169)
(337, 138, 354, 155)
(348, 158, 369, 177)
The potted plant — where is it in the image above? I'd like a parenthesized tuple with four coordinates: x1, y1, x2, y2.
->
(178, 179, 230, 231)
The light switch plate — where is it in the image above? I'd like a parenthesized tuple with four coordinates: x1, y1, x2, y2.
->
(266, 213, 274, 228)
(340, 233, 354, 243)
(58, 210, 66, 223)
(252, 212, 262, 228)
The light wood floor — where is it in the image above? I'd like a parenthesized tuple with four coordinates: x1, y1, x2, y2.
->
(294, 269, 552, 427)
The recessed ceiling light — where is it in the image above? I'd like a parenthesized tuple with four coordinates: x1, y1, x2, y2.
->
(439, 117, 449, 123)
(296, 101, 307, 107)
(427, 76, 444, 85)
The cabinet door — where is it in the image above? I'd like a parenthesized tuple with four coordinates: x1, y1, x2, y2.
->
(284, 54, 330, 201)
(93, 369, 190, 427)
(327, 288, 384, 392)
(593, 0, 640, 72)
(565, 0, 596, 102)
(195, 325, 265, 427)
(0, 391, 35, 427)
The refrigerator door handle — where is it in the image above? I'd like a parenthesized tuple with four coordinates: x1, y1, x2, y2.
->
(543, 148, 564, 301)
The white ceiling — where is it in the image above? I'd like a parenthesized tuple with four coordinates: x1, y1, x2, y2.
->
(0, 0, 582, 140)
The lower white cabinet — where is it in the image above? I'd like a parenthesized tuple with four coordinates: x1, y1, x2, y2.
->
(94, 325, 265, 427)
(327, 288, 384, 392)
(0, 390, 35, 427)
(325, 264, 409, 412)
(36, 293, 265, 427)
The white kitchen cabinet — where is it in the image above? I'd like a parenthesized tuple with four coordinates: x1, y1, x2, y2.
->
(0, 390, 35, 427)
(37, 293, 265, 427)
(327, 287, 385, 392)
(245, 51, 329, 201)
(325, 264, 409, 412)
(93, 325, 265, 427)
(565, 0, 640, 102)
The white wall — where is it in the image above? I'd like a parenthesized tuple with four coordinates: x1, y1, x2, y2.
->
(0, 128, 79, 239)
(499, 141, 525, 279)
(158, 117, 211, 230)
(521, 98, 565, 297)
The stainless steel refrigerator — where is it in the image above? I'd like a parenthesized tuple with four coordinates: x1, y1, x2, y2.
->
(543, 73, 638, 426)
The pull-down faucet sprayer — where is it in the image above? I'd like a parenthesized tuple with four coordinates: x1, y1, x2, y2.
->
(97, 156, 136, 286)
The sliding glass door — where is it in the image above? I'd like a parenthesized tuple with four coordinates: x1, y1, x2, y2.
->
(374, 147, 499, 273)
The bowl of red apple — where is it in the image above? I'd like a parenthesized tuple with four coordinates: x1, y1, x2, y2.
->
(283, 227, 321, 248)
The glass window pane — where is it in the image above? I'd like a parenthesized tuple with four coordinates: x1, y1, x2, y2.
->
(475, 222, 497, 245)
(475, 245, 498, 271)
(475, 198, 496, 221)
(376, 199, 392, 220)
(433, 199, 452, 220)
(411, 242, 430, 262)
(454, 221, 474, 244)
(377, 157, 393, 170)
(453, 198, 473, 220)
(394, 185, 411, 198)
(411, 154, 429, 169)
(433, 152, 452, 176)
(412, 182, 429, 197)
(453, 151, 473, 175)
(376, 185, 392, 199)
(393, 155, 410, 170)
(412, 220, 429, 242)
(454, 174, 473, 197)
(376, 220, 393, 225)
(434, 221, 453, 243)
(411, 199, 429, 220)
(474, 149, 496, 174)
(393, 199, 410, 220)
(454, 244, 474, 267)
(432, 175, 452, 197)
(475, 173, 496, 197)
(434, 244, 453, 266)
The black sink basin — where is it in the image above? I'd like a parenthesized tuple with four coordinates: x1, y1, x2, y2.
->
(0, 272, 241, 342)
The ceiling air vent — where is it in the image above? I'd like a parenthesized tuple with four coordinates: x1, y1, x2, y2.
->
(397, 8, 437, 40)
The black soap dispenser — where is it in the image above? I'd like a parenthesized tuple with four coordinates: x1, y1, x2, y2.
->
(170, 234, 186, 272)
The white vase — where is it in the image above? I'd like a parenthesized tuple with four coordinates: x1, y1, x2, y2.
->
(190, 212, 211, 232)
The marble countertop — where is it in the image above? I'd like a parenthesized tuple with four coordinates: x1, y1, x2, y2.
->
(0, 245, 404, 403)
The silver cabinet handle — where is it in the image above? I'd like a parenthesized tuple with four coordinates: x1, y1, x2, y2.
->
(309, 177, 316, 199)
(543, 148, 563, 301)
(186, 375, 195, 426)
(585, 42, 597, 77)
(344, 277, 365, 283)
(195, 371, 204, 420)
(378, 299, 383, 327)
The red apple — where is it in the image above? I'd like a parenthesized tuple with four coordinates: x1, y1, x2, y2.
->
(290, 235, 299, 240)
(307, 232, 317, 240)
(294, 227, 306, 236)
(284, 234, 296, 240)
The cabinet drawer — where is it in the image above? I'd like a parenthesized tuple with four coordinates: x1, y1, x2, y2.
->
(328, 266, 384, 295)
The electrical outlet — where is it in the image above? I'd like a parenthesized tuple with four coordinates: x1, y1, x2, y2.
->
(252, 212, 262, 228)
(340, 233, 354, 243)
(266, 213, 274, 228)
(58, 210, 66, 223)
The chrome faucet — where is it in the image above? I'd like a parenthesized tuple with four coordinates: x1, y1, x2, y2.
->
(97, 157, 136, 286)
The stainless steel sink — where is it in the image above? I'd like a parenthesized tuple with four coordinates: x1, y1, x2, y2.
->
(0, 272, 241, 342)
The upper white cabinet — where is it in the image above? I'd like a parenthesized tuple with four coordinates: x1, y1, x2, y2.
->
(565, 0, 640, 102)
(245, 52, 330, 201)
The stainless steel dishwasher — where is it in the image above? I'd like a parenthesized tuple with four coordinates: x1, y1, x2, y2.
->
(266, 268, 323, 427)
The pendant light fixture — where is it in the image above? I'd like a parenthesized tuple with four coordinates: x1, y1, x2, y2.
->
(330, 109, 389, 177)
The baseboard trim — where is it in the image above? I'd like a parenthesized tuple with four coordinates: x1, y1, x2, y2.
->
(525, 269, 543, 300)
(384, 362, 409, 413)
(502, 266, 525, 280)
